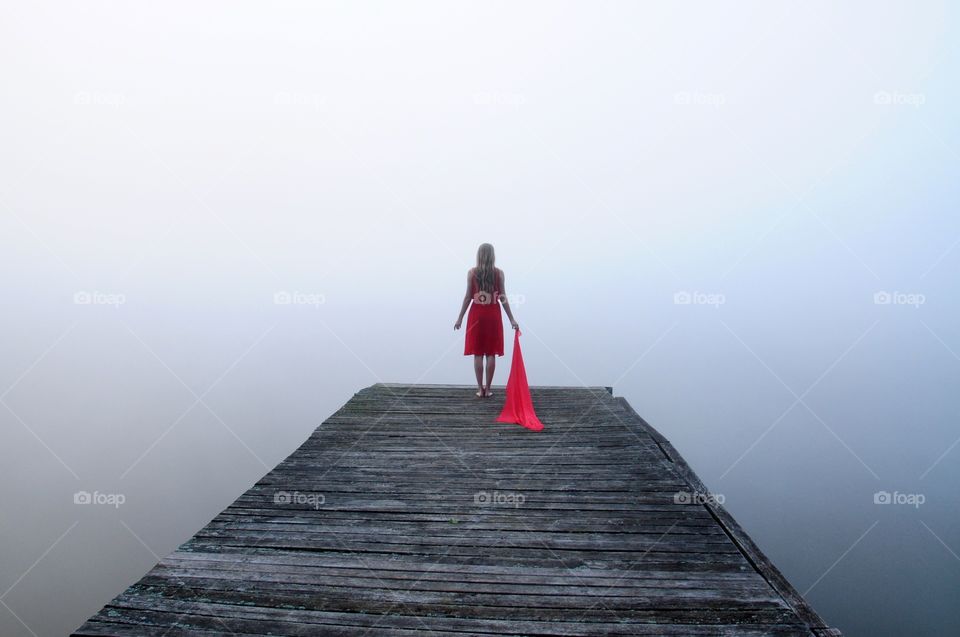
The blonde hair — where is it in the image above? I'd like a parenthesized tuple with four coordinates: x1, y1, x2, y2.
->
(474, 243, 496, 292)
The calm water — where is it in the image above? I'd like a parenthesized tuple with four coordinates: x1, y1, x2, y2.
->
(2, 2, 959, 635)
(2, 261, 958, 636)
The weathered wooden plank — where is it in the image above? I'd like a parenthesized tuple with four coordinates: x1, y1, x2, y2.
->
(72, 383, 838, 636)
(154, 558, 762, 588)
(78, 604, 814, 636)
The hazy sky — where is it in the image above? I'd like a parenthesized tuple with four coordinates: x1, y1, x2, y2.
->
(1, 2, 958, 636)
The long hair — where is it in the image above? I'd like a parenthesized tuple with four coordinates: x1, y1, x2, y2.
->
(475, 243, 496, 292)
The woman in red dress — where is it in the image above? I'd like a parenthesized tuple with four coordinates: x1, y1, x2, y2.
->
(454, 243, 520, 398)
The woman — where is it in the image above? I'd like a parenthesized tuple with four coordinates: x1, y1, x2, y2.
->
(454, 243, 519, 398)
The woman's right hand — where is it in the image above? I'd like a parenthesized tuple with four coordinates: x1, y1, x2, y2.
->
(510, 320, 519, 330)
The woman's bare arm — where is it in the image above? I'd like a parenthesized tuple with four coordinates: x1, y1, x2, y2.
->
(498, 269, 519, 329)
(454, 269, 473, 330)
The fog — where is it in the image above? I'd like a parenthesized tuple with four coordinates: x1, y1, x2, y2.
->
(1, 2, 958, 635)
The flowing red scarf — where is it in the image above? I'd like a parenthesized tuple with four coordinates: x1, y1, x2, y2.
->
(496, 329, 544, 431)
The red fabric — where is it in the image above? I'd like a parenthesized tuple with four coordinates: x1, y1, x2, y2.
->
(464, 269, 504, 356)
(496, 329, 544, 431)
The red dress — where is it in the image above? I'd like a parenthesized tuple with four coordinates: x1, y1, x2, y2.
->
(464, 268, 504, 356)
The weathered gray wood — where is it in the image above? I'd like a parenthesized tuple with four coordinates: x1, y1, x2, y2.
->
(72, 383, 839, 636)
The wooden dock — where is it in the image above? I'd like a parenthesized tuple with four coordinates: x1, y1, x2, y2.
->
(74, 383, 840, 636)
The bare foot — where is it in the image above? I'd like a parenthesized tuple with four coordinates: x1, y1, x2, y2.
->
(475, 389, 483, 398)
(483, 388, 494, 398)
